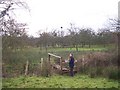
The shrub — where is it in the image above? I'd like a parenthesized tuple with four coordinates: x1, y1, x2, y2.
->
(28, 63, 41, 75)
(108, 70, 119, 80)
(78, 52, 118, 79)
(101, 66, 119, 80)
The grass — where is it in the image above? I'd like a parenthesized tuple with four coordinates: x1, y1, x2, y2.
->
(2, 74, 119, 88)
(2, 45, 112, 77)
(39, 46, 108, 52)
(3, 45, 118, 88)
(24, 46, 108, 59)
(5, 46, 108, 63)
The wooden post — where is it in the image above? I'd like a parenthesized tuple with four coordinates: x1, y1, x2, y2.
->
(60, 57, 63, 74)
(41, 58, 43, 70)
(25, 60, 29, 76)
(82, 55, 85, 73)
(48, 55, 50, 62)
(60, 57, 62, 71)
(48, 54, 51, 72)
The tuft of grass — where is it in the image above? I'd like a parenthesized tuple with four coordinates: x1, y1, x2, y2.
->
(2, 74, 119, 88)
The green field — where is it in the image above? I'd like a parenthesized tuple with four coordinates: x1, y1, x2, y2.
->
(2, 74, 119, 88)
(3, 45, 119, 88)
(15, 46, 109, 60)
(4, 46, 109, 64)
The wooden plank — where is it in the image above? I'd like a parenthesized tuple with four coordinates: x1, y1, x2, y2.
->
(53, 64, 69, 71)
(62, 67, 69, 71)
(48, 53, 61, 59)
(53, 64, 61, 69)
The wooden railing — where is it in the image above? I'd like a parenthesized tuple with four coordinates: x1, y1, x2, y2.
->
(48, 53, 63, 70)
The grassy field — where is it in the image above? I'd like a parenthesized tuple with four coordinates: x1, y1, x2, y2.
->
(4, 46, 109, 64)
(3, 45, 116, 76)
(18, 46, 109, 60)
(3, 45, 118, 88)
(2, 74, 119, 88)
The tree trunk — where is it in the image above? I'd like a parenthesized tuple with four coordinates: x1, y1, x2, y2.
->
(89, 42, 91, 48)
(45, 46, 47, 53)
(76, 45, 78, 51)
(103, 44, 106, 48)
(117, 33, 120, 66)
(82, 43, 83, 48)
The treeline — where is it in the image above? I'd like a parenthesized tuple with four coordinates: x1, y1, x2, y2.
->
(0, 0, 119, 55)
(37, 24, 116, 51)
(1, 21, 118, 52)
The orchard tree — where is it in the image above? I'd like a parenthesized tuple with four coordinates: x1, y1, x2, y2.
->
(0, 0, 29, 63)
(68, 23, 79, 51)
(2, 19, 28, 50)
(78, 28, 94, 48)
(38, 32, 53, 52)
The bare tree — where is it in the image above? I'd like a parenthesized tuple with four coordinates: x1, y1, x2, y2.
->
(0, 0, 29, 35)
(2, 19, 27, 50)
(109, 18, 120, 32)
(38, 32, 52, 53)
(1, 0, 29, 61)
(67, 23, 79, 51)
(0, 0, 29, 19)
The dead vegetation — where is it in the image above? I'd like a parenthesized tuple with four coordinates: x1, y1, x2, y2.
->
(77, 51, 119, 80)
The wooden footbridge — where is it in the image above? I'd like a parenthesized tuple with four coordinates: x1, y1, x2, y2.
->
(48, 53, 79, 74)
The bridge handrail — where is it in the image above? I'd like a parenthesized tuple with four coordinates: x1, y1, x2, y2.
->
(48, 53, 61, 59)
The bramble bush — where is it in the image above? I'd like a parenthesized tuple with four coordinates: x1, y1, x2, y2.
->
(77, 51, 119, 80)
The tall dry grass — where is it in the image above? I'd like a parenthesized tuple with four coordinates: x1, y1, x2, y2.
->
(77, 51, 119, 80)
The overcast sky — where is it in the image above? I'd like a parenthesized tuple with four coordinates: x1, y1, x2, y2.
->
(15, 0, 119, 37)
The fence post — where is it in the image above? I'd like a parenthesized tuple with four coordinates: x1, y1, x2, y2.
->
(48, 55, 52, 75)
(60, 57, 62, 71)
(25, 60, 29, 76)
(77, 60, 79, 72)
(82, 55, 85, 73)
(41, 58, 43, 71)
(48, 55, 50, 62)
